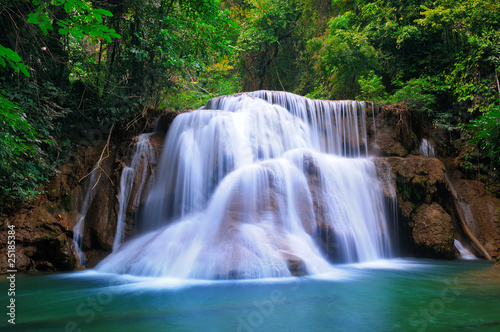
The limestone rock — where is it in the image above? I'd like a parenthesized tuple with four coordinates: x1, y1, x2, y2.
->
(368, 104, 420, 157)
(411, 203, 454, 258)
(376, 156, 450, 205)
(0, 205, 78, 273)
(452, 179, 500, 259)
(374, 156, 455, 258)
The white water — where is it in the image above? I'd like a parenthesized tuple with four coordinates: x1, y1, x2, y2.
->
(454, 239, 477, 260)
(73, 162, 101, 266)
(97, 91, 395, 279)
(113, 133, 157, 252)
(420, 138, 436, 158)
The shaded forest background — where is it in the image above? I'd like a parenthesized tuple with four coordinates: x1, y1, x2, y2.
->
(1, 0, 499, 212)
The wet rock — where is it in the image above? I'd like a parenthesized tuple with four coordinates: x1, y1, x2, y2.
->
(452, 179, 500, 259)
(374, 156, 455, 258)
(84, 157, 118, 254)
(0, 205, 78, 273)
(283, 254, 308, 276)
(368, 103, 422, 157)
(411, 203, 454, 258)
(1, 110, 179, 273)
(375, 156, 450, 206)
(155, 111, 183, 133)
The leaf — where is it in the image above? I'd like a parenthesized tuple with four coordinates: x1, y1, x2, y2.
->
(64, 1, 73, 13)
(59, 28, 69, 35)
(0, 56, 5, 67)
(27, 13, 41, 25)
(2, 47, 22, 63)
(40, 25, 48, 35)
(19, 64, 30, 77)
(8, 61, 18, 72)
(94, 9, 113, 17)
(72, 29, 85, 41)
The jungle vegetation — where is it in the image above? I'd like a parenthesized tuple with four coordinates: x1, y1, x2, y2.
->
(1, 0, 499, 209)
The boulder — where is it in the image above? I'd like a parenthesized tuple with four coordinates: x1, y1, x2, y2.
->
(368, 103, 420, 157)
(411, 203, 454, 258)
(374, 156, 456, 258)
(0, 205, 78, 273)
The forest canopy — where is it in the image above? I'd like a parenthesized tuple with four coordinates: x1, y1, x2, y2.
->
(1, 0, 499, 209)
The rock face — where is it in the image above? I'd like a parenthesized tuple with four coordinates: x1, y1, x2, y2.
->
(451, 179, 500, 259)
(367, 103, 421, 157)
(374, 156, 456, 258)
(372, 104, 500, 261)
(0, 205, 78, 272)
(78, 153, 120, 267)
(0, 111, 180, 273)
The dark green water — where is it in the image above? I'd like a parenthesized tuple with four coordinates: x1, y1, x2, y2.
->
(1, 259, 500, 331)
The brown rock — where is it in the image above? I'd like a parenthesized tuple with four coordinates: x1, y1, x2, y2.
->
(411, 203, 454, 258)
(374, 156, 457, 258)
(0, 205, 78, 273)
(376, 156, 450, 205)
(452, 179, 500, 259)
(368, 104, 419, 157)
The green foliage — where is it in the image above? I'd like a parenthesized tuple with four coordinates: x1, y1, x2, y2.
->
(387, 77, 437, 112)
(0, 45, 30, 77)
(432, 113, 457, 132)
(0, 92, 50, 205)
(1, 0, 121, 79)
(64, 0, 236, 122)
(469, 107, 500, 165)
(236, 0, 303, 90)
(162, 57, 241, 110)
(27, 0, 120, 42)
(308, 14, 379, 99)
(416, 0, 500, 112)
(357, 71, 387, 101)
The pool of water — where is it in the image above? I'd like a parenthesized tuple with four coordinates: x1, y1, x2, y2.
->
(2, 259, 500, 331)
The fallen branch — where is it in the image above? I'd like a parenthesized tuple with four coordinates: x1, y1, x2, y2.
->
(79, 124, 115, 187)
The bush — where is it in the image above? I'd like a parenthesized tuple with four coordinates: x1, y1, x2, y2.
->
(357, 71, 388, 101)
(469, 106, 500, 165)
(0, 92, 51, 207)
(387, 77, 437, 112)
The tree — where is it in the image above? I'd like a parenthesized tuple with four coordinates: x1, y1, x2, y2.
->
(237, 0, 302, 90)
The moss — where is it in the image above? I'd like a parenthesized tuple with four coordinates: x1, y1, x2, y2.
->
(397, 177, 424, 203)
(63, 193, 73, 211)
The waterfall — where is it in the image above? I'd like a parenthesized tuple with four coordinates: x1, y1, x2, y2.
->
(454, 239, 477, 260)
(420, 138, 436, 158)
(73, 162, 101, 266)
(445, 174, 492, 260)
(113, 133, 157, 252)
(96, 91, 395, 279)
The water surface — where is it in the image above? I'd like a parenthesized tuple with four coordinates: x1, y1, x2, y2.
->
(2, 259, 500, 331)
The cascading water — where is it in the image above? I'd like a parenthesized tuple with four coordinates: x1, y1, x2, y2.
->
(420, 138, 436, 158)
(96, 91, 395, 279)
(454, 239, 477, 260)
(73, 162, 101, 266)
(113, 133, 157, 252)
